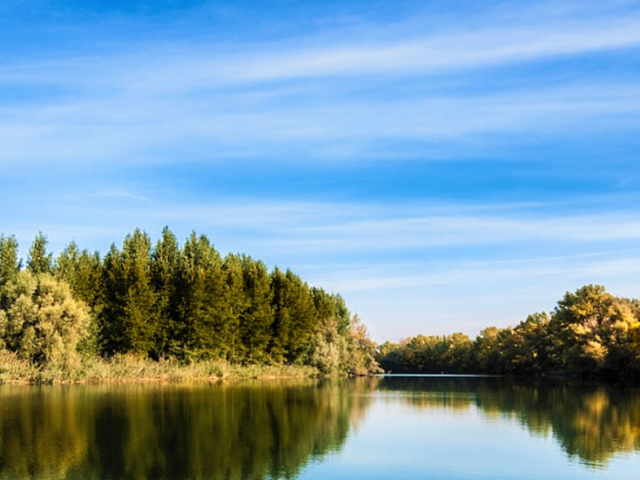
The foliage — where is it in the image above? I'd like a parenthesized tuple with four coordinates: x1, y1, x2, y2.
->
(0, 229, 381, 376)
(0, 271, 90, 368)
(377, 285, 640, 380)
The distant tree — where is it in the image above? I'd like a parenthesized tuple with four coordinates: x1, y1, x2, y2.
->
(510, 312, 552, 374)
(474, 326, 502, 373)
(550, 285, 630, 376)
(376, 341, 401, 372)
(441, 332, 474, 373)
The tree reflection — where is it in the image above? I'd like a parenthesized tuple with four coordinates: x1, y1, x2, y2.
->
(0, 377, 637, 477)
(379, 376, 640, 467)
(0, 379, 376, 480)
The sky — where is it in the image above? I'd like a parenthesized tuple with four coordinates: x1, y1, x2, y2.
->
(1, 0, 640, 342)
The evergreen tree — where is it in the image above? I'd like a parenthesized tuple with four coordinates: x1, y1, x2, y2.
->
(54, 242, 103, 356)
(99, 243, 125, 354)
(221, 254, 245, 363)
(150, 227, 180, 358)
(0, 235, 21, 310)
(0, 228, 383, 374)
(239, 256, 273, 363)
(121, 229, 157, 356)
(270, 268, 317, 364)
(54, 241, 79, 284)
(176, 232, 225, 360)
(100, 231, 156, 356)
(26, 232, 52, 275)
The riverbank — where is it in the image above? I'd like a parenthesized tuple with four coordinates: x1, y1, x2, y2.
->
(0, 350, 320, 385)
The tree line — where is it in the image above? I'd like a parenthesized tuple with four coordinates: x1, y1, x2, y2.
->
(377, 285, 640, 379)
(0, 229, 379, 375)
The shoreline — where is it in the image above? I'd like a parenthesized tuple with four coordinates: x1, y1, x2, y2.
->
(0, 351, 320, 385)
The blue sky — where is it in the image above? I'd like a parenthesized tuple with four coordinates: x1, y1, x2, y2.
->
(2, 0, 640, 341)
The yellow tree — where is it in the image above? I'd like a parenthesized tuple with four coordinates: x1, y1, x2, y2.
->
(0, 271, 90, 367)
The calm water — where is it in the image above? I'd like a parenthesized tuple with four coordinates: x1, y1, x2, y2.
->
(0, 376, 638, 479)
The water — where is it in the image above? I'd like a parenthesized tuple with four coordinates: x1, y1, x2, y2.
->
(0, 376, 638, 479)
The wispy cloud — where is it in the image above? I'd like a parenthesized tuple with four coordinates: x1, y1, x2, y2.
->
(0, 2, 639, 166)
(14, 196, 640, 256)
(2, 0, 640, 340)
(3, 5, 640, 88)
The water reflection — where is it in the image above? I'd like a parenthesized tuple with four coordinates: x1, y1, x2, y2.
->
(378, 376, 640, 467)
(0, 379, 376, 480)
(0, 377, 638, 479)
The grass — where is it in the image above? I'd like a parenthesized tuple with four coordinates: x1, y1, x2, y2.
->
(0, 350, 319, 385)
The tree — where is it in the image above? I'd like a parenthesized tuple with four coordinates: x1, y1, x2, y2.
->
(221, 254, 246, 363)
(100, 230, 156, 357)
(175, 232, 226, 360)
(343, 314, 381, 375)
(474, 326, 503, 373)
(238, 256, 273, 363)
(550, 285, 637, 376)
(54, 243, 103, 309)
(0, 235, 21, 310)
(0, 271, 90, 367)
(26, 232, 52, 275)
(150, 227, 180, 358)
(270, 268, 317, 364)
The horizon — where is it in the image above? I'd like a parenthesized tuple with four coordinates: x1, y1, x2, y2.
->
(2, 0, 640, 342)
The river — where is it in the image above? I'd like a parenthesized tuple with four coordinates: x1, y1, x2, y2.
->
(0, 376, 638, 479)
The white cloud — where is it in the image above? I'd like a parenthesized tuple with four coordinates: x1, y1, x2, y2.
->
(1, 2, 639, 166)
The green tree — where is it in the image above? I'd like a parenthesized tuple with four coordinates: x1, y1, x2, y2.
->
(175, 232, 226, 360)
(238, 256, 274, 363)
(474, 326, 503, 373)
(0, 271, 90, 367)
(26, 232, 52, 275)
(100, 230, 156, 356)
(150, 227, 180, 358)
(270, 268, 317, 364)
(550, 285, 638, 376)
(55, 243, 103, 309)
(0, 235, 22, 310)
(221, 254, 246, 363)
(342, 314, 381, 375)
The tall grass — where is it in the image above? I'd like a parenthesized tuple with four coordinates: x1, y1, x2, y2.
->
(0, 350, 319, 385)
